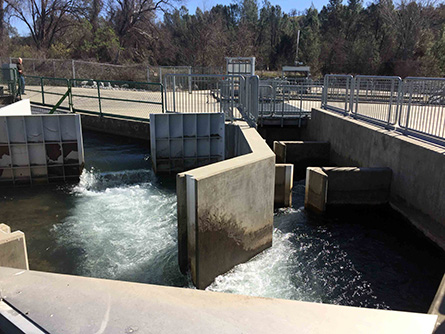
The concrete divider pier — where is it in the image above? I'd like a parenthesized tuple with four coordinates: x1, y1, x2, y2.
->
(0, 224, 29, 270)
(274, 141, 330, 178)
(177, 121, 275, 289)
(305, 167, 392, 213)
(275, 164, 294, 207)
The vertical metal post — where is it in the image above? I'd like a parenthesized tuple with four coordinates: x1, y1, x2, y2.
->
(350, 76, 355, 116)
(97, 81, 102, 117)
(230, 77, 235, 122)
(172, 76, 176, 113)
(352, 77, 358, 118)
(387, 79, 395, 128)
(147, 66, 150, 82)
(299, 85, 303, 127)
(345, 77, 349, 115)
(161, 84, 165, 113)
(72, 60, 76, 80)
(405, 81, 414, 131)
(53, 60, 56, 77)
(159, 67, 162, 85)
(68, 84, 73, 113)
(322, 75, 328, 108)
(188, 67, 192, 94)
(40, 77, 45, 105)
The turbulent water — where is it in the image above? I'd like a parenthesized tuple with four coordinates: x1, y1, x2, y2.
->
(207, 182, 387, 309)
(1, 130, 444, 313)
(51, 168, 186, 286)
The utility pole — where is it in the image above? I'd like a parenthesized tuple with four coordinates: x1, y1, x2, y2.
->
(295, 30, 301, 66)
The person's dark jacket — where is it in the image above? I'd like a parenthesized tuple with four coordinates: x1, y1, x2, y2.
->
(17, 63, 24, 76)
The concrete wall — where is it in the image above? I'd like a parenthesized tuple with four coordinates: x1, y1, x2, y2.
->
(178, 121, 275, 289)
(304, 167, 392, 213)
(274, 141, 330, 178)
(304, 108, 445, 250)
(0, 266, 437, 334)
(0, 224, 29, 270)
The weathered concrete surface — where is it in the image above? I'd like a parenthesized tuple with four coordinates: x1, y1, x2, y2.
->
(429, 274, 445, 333)
(304, 108, 445, 250)
(274, 141, 330, 178)
(305, 167, 392, 213)
(176, 174, 188, 275)
(0, 224, 29, 270)
(80, 114, 150, 141)
(178, 121, 275, 289)
(305, 167, 328, 213)
(275, 164, 294, 207)
(0, 266, 438, 334)
(326, 167, 392, 205)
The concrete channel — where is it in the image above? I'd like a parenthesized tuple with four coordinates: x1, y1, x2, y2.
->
(0, 98, 444, 332)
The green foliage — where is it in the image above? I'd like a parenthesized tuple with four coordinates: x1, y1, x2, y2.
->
(48, 42, 71, 59)
(2, 0, 444, 77)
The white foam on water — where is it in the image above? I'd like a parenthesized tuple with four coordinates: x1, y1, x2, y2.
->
(52, 168, 181, 284)
(207, 206, 389, 309)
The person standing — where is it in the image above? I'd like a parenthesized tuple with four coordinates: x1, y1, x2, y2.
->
(16, 57, 25, 95)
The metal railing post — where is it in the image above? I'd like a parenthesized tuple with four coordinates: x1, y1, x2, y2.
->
(386, 78, 395, 128)
(161, 83, 165, 113)
(351, 77, 357, 118)
(97, 81, 102, 117)
(68, 79, 73, 113)
(40, 77, 45, 105)
(172, 76, 176, 113)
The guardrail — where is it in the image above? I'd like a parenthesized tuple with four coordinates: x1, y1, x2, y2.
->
(322, 74, 354, 115)
(24, 75, 163, 121)
(323, 75, 445, 145)
(259, 81, 323, 126)
(163, 74, 250, 122)
(399, 77, 445, 143)
(351, 75, 402, 128)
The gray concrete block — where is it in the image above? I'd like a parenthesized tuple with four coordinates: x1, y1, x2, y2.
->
(0, 224, 29, 270)
(323, 167, 392, 205)
(273, 141, 330, 178)
(305, 167, 328, 213)
(274, 141, 286, 163)
(275, 164, 294, 207)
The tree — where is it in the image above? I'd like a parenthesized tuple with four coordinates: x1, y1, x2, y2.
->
(5, 0, 79, 49)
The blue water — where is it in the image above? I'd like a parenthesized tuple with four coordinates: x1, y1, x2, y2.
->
(1, 130, 443, 313)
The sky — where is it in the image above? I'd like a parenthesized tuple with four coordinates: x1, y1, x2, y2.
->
(9, 0, 331, 37)
(184, 0, 329, 14)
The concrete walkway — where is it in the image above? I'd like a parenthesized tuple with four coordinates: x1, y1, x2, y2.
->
(0, 267, 437, 334)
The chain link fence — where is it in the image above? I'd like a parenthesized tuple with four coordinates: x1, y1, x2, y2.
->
(0, 57, 224, 84)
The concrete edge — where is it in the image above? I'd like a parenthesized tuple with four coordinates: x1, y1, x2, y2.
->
(182, 121, 275, 181)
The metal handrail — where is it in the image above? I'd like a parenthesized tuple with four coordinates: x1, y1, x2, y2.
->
(24, 75, 164, 121)
(321, 74, 445, 145)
